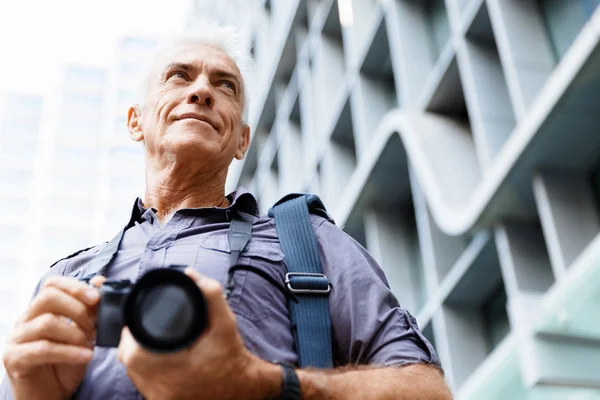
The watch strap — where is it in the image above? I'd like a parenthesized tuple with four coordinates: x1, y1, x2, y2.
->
(278, 363, 301, 400)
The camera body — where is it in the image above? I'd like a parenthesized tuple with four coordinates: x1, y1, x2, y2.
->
(95, 267, 208, 353)
(96, 280, 132, 347)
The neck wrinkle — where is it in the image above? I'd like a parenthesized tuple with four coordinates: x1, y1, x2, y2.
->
(143, 156, 230, 223)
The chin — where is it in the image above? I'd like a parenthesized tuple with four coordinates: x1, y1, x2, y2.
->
(162, 136, 215, 160)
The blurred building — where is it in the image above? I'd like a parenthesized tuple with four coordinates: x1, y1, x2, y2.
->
(96, 36, 157, 238)
(32, 65, 109, 270)
(189, 0, 600, 398)
(24, 36, 157, 277)
(0, 91, 44, 364)
(0, 37, 157, 376)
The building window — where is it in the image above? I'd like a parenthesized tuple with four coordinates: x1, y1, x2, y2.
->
(64, 66, 107, 85)
(426, 0, 451, 62)
(62, 93, 104, 108)
(120, 37, 157, 52)
(482, 284, 510, 352)
(539, 0, 599, 60)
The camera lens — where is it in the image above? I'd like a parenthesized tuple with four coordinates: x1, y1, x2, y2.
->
(124, 268, 208, 352)
(136, 285, 195, 341)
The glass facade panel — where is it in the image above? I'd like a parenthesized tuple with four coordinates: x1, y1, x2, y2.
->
(426, 0, 451, 61)
(64, 66, 107, 86)
(0, 168, 33, 192)
(482, 284, 510, 352)
(539, 0, 598, 60)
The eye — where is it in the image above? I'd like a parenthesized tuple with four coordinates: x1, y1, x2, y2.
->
(220, 80, 235, 92)
(167, 71, 188, 80)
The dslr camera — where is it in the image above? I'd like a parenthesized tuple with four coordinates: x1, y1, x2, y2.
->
(94, 266, 208, 352)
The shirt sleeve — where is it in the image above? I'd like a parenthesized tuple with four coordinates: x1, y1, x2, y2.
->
(315, 219, 441, 368)
(0, 377, 14, 400)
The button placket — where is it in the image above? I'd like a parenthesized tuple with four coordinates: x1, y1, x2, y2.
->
(136, 229, 170, 280)
(137, 213, 196, 279)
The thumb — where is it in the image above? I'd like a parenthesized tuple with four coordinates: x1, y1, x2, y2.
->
(184, 268, 234, 326)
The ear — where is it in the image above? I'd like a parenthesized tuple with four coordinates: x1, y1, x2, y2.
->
(234, 124, 251, 160)
(127, 106, 144, 142)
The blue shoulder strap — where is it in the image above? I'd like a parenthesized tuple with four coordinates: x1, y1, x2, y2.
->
(268, 193, 333, 368)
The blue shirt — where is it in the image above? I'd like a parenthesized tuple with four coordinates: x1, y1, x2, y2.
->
(1, 188, 440, 399)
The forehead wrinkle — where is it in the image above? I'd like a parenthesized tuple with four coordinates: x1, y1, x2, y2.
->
(142, 43, 248, 121)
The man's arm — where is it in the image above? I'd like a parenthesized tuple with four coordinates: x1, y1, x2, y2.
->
(117, 269, 453, 400)
(299, 364, 451, 399)
(253, 360, 452, 400)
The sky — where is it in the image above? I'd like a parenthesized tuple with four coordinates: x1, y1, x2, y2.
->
(0, 0, 189, 94)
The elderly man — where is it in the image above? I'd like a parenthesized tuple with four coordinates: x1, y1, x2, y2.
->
(1, 22, 452, 400)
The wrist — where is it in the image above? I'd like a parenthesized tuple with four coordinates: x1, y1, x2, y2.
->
(245, 356, 282, 400)
(296, 369, 329, 400)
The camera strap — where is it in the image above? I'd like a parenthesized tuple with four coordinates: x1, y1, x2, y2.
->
(78, 211, 254, 283)
(227, 211, 253, 267)
(268, 194, 333, 369)
(78, 227, 126, 282)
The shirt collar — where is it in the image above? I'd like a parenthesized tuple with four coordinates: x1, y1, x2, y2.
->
(128, 186, 259, 225)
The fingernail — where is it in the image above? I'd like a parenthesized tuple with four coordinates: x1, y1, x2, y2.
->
(87, 339, 95, 348)
(85, 288, 100, 302)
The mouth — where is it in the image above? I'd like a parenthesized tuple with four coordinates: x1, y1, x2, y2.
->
(176, 113, 217, 130)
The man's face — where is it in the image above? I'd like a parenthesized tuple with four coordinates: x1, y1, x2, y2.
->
(128, 43, 250, 169)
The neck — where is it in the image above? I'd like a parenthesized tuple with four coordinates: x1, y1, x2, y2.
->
(143, 159, 230, 224)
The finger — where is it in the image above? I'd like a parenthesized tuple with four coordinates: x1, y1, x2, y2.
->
(24, 287, 95, 333)
(184, 267, 202, 284)
(4, 341, 93, 376)
(117, 327, 145, 368)
(89, 275, 107, 289)
(11, 314, 93, 348)
(184, 268, 235, 326)
(43, 275, 100, 307)
(117, 327, 184, 372)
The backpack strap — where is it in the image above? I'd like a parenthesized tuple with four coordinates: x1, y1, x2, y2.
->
(268, 194, 333, 368)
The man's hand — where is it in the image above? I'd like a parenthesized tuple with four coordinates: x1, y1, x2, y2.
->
(116, 269, 453, 400)
(3, 276, 102, 400)
(117, 268, 281, 400)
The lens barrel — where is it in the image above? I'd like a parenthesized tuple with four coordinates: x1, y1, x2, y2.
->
(123, 268, 208, 352)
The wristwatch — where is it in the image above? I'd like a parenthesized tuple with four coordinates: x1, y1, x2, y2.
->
(278, 363, 301, 400)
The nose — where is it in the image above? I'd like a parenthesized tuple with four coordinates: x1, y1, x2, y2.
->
(186, 75, 214, 108)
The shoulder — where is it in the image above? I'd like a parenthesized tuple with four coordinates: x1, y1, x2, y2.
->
(256, 212, 335, 246)
(46, 242, 108, 278)
(27, 243, 107, 298)
(258, 209, 362, 255)
(312, 216, 392, 289)
(258, 210, 390, 286)
(312, 216, 365, 255)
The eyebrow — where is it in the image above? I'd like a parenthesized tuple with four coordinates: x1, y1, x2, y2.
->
(162, 62, 195, 76)
(161, 63, 241, 90)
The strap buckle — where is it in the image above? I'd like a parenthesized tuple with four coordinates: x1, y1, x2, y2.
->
(285, 272, 331, 295)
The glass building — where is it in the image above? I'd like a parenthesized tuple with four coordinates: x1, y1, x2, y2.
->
(0, 37, 157, 377)
(189, 0, 600, 398)
(23, 37, 157, 278)
(0, 91, 44, 367)
(96, 36, 157, 239)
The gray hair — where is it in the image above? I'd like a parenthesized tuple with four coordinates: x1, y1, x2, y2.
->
(135, 19, 252, 123)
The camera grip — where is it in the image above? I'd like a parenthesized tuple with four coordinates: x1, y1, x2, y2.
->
(96, 291, 127, 347)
